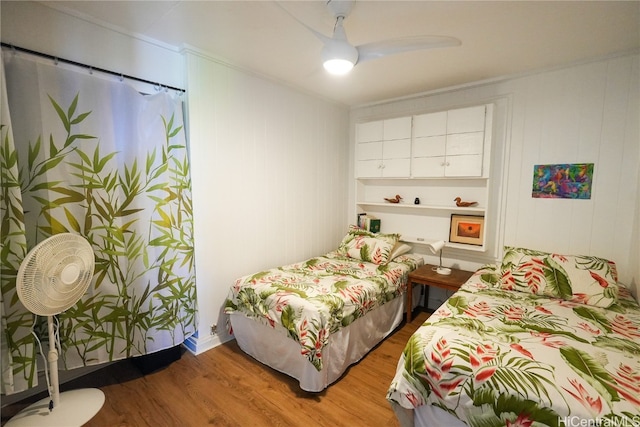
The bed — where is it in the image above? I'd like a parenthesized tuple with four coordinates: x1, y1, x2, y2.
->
(224, 226, 423, 392)
(387, 246, 640, 427)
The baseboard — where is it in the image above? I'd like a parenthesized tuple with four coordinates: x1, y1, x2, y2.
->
(183, 331, 232, 355)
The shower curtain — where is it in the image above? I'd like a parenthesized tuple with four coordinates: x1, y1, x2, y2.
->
(0, 51, 197, 395)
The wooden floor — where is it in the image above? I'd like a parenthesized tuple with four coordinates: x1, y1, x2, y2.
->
(1, 311, 429, 427)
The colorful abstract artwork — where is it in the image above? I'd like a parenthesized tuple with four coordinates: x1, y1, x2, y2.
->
(532, 163, 594, 199)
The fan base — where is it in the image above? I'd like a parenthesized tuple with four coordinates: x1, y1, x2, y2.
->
(5, 388, 105, 427)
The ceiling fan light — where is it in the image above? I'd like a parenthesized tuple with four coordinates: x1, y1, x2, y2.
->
(323, 58, 354, 75)
(321, 41, 358, 75)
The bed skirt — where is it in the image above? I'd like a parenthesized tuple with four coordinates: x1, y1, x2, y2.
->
(229, 297, 404, 392)
(390, 401, 466, 427)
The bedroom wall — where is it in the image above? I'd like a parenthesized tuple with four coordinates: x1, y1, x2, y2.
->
(184, 48, 350, 353)
(350, 53, 640, 303)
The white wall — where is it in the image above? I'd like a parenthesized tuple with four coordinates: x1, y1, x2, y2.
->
(184, 48, 350, 353)
(351, 53, 640, 301)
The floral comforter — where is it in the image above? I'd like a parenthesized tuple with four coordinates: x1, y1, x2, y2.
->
(225, 251, 422, 371)
(387, 265, 640, 426)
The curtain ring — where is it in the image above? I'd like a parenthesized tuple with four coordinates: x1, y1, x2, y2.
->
(119, 73, 124, 82)
(54, 57, 59, 65)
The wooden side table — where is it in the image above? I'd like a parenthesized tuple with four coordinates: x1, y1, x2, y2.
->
(406, 264, 474, 322)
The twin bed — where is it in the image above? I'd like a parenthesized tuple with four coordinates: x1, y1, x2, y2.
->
(224, 226, 422, 391)
(388, 246, 640, 426)
(225, 234, 640, 424)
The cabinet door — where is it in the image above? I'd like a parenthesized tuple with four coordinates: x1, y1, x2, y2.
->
(382, 159, 411, 177)
(447, 105, 486, 134)
(413, 135, 446, 157)
(444, 132, 483, 176)
(445, 155, 483, 177)
(411, 156, 446, 178)
(446, 132, 484, 156)
(383, 138, 411, 159)
(356, 160, 383, 178)
(383, 117, 412, 140)
(356, 141, 383, 178)
(411, 134, 446, 178)
(413, 111, 447, 137)
(356, 120, 383, 143)
(357, 141, 383, 161)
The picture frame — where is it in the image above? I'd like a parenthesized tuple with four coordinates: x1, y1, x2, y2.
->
(531, 163, 594, 199)
(449, 214, 485, 246)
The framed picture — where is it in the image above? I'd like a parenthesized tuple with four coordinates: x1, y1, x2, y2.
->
(532, 163, 594, 199)
(449, 214, 485, 246)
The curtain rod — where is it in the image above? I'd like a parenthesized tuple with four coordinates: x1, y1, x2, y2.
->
(1, 42, 185, 93)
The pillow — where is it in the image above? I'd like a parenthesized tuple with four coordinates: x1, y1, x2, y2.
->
(499, 246, 619, 308)
(337, 225, 400, 265)
(499, 247, 565, 298)
(386, 242, 412, 263)
(550, 254, 619, 308)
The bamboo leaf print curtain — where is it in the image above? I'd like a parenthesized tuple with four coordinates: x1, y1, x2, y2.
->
(0, 51, 197, 395)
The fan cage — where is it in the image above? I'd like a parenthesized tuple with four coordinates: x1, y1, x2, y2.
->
(17, 234, 95, 316)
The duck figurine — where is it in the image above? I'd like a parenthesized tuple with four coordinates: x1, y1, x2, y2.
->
(384, 194, 403, 204)
(454, 197, 478, 207)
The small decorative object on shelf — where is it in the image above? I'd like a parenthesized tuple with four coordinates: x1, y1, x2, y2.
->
(454, 197, 478, 207)
(384, 194, 402, 203)
(414, 197, 420, 205)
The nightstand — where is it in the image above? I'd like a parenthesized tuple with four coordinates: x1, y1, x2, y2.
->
(406, 264, 474, 322)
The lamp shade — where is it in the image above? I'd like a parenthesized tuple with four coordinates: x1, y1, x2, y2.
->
(321, 17, 358, 75)
(322, 40, 358, 75)
(426, 240, 451, 275)
(427, 240, 446, 254)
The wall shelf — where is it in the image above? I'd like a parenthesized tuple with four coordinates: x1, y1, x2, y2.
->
(356, 201, 485, 214)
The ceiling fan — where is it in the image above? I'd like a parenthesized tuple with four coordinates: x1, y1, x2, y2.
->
(280, 0, 461, 75)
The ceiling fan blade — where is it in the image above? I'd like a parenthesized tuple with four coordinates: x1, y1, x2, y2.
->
(356, 35, 461, 63)
(274, 1, 332, 45)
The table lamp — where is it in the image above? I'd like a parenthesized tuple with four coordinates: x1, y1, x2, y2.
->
(427, 240, 452, 275)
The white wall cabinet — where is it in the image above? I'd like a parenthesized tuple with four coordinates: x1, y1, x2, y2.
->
(412, 105, 487, 178)
(356, 117, 411, 178)
(355, 104, 493, 252)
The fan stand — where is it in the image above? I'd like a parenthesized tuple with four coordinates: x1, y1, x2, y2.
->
(6, 389, 105, 427)
(6, 316, 105, 427)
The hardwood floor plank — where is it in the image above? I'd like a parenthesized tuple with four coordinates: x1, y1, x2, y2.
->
(1, 311, 430, 427)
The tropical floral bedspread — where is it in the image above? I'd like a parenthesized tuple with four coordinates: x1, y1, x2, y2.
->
(387, 265, 640, 426)
(224, 251, 422, 371)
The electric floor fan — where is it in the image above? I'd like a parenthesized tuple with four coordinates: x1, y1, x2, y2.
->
(7, 233, 105, 427)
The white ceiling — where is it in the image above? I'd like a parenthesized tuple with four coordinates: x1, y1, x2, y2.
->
(43, 0, 640, 106)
